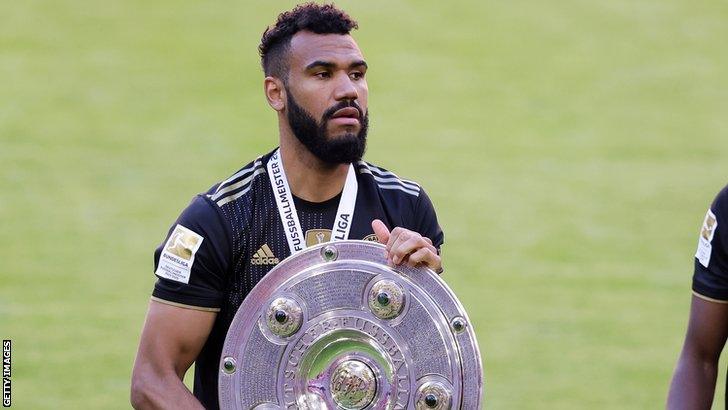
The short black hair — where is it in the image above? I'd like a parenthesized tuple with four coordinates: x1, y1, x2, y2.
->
(259, 3, 358, 79)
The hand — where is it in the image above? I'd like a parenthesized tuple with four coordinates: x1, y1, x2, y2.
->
(371, 219, 442, 273)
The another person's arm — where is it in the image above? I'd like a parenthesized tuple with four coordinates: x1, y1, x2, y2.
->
(131, 300, 216, 409)
(668, 186, 728, 409)
(667, 295, 728, 409)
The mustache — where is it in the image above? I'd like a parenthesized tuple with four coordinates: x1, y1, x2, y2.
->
(322, 100, 364, 122)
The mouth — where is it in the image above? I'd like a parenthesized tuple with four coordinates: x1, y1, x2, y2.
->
(329, 107, 361, 127)
(331, 107, 361, 121)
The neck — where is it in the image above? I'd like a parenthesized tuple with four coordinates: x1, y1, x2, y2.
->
(278, 126, 350, 203)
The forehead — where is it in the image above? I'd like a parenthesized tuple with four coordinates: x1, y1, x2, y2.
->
(288, 31, 364, 69)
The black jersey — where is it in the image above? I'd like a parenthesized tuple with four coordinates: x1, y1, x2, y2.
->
(150, 148, 444, 409)
(692, 185, 728, 302)
(691, 185, 728, 408)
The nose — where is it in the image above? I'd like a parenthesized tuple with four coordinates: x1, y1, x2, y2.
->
(333, 73, 358, 102)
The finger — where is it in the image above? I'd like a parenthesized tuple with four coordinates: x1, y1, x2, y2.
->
(388, 228, 412, 261)
(407, 247, 433, 266)
(407, 248, 442, 271)
(423, 240, 438, 255)
(391, 236, 427, 265)
(371, 219, 391, 244)
(383, 227, 406, 265)
(385, 227, 404, 252)
(397, 234, 437, 256)
(373, 220, 396, 265)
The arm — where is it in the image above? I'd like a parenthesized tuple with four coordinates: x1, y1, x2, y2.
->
(667, 295, 728, 410)
(130, 300, 217, 410)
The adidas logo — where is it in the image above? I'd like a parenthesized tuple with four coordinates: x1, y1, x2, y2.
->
(251, 244, 280, 266)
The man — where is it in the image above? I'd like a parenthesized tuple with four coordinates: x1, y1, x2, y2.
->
(668, 184, 728, 409)
(130, 4, 444, 409)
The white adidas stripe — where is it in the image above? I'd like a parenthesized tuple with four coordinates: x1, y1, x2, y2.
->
(215, 168, 267, 207)
(211, 156, 263, 196)
(366, 167, 419, 189)
(356, 162, 420, 196)
(375, 182, 420, 196)
(370, 174, 420, 191)
(210, 161, 264, 201)
(216, 159, 422, 206)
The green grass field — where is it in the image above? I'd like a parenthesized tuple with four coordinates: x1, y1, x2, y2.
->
(2, 0, 727, 408)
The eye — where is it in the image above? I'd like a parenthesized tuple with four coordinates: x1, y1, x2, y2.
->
(350, 71, 365, 80)
(314, 71, 331, 79)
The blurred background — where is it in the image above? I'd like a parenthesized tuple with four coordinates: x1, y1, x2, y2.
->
(1, 0, 727, 408)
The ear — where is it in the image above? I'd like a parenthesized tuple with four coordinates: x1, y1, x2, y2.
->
(264, 76, 286, 112)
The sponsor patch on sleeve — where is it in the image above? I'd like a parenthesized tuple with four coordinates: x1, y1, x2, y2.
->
(155, 224, 204, 284)
(696, 209, 718, 268)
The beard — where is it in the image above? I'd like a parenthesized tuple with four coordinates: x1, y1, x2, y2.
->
(285, 89, 369, 164)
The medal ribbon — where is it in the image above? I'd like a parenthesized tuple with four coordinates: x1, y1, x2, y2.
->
(267, 148, 358, 255)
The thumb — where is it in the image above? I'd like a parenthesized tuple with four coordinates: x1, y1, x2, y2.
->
(371, 219, 390, 244)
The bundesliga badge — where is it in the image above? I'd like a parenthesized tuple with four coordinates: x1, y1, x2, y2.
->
(218, 240, 483, 409)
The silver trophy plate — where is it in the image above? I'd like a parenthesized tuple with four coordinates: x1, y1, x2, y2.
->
(219, 240, 483, 409)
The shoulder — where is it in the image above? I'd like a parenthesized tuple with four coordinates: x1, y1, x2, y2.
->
(356, 160, 444, 248)
(697, 183, 728, 251)
(356, 161, 441, 239)
(711, 184, 728, 214)
(700, 184, 728, 240)
(355, 160, 422, 199)
(692, 183, 728, 301)
(205, 152, 272, 208)
(167, 194, 230, 249)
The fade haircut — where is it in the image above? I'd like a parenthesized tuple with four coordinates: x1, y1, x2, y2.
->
(259, 3, 358, 80)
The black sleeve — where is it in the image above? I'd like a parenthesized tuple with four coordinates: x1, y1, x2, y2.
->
(413, 188, 445, 253)
(151, 195, 231, 310)
(692, 185, 728, 302)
